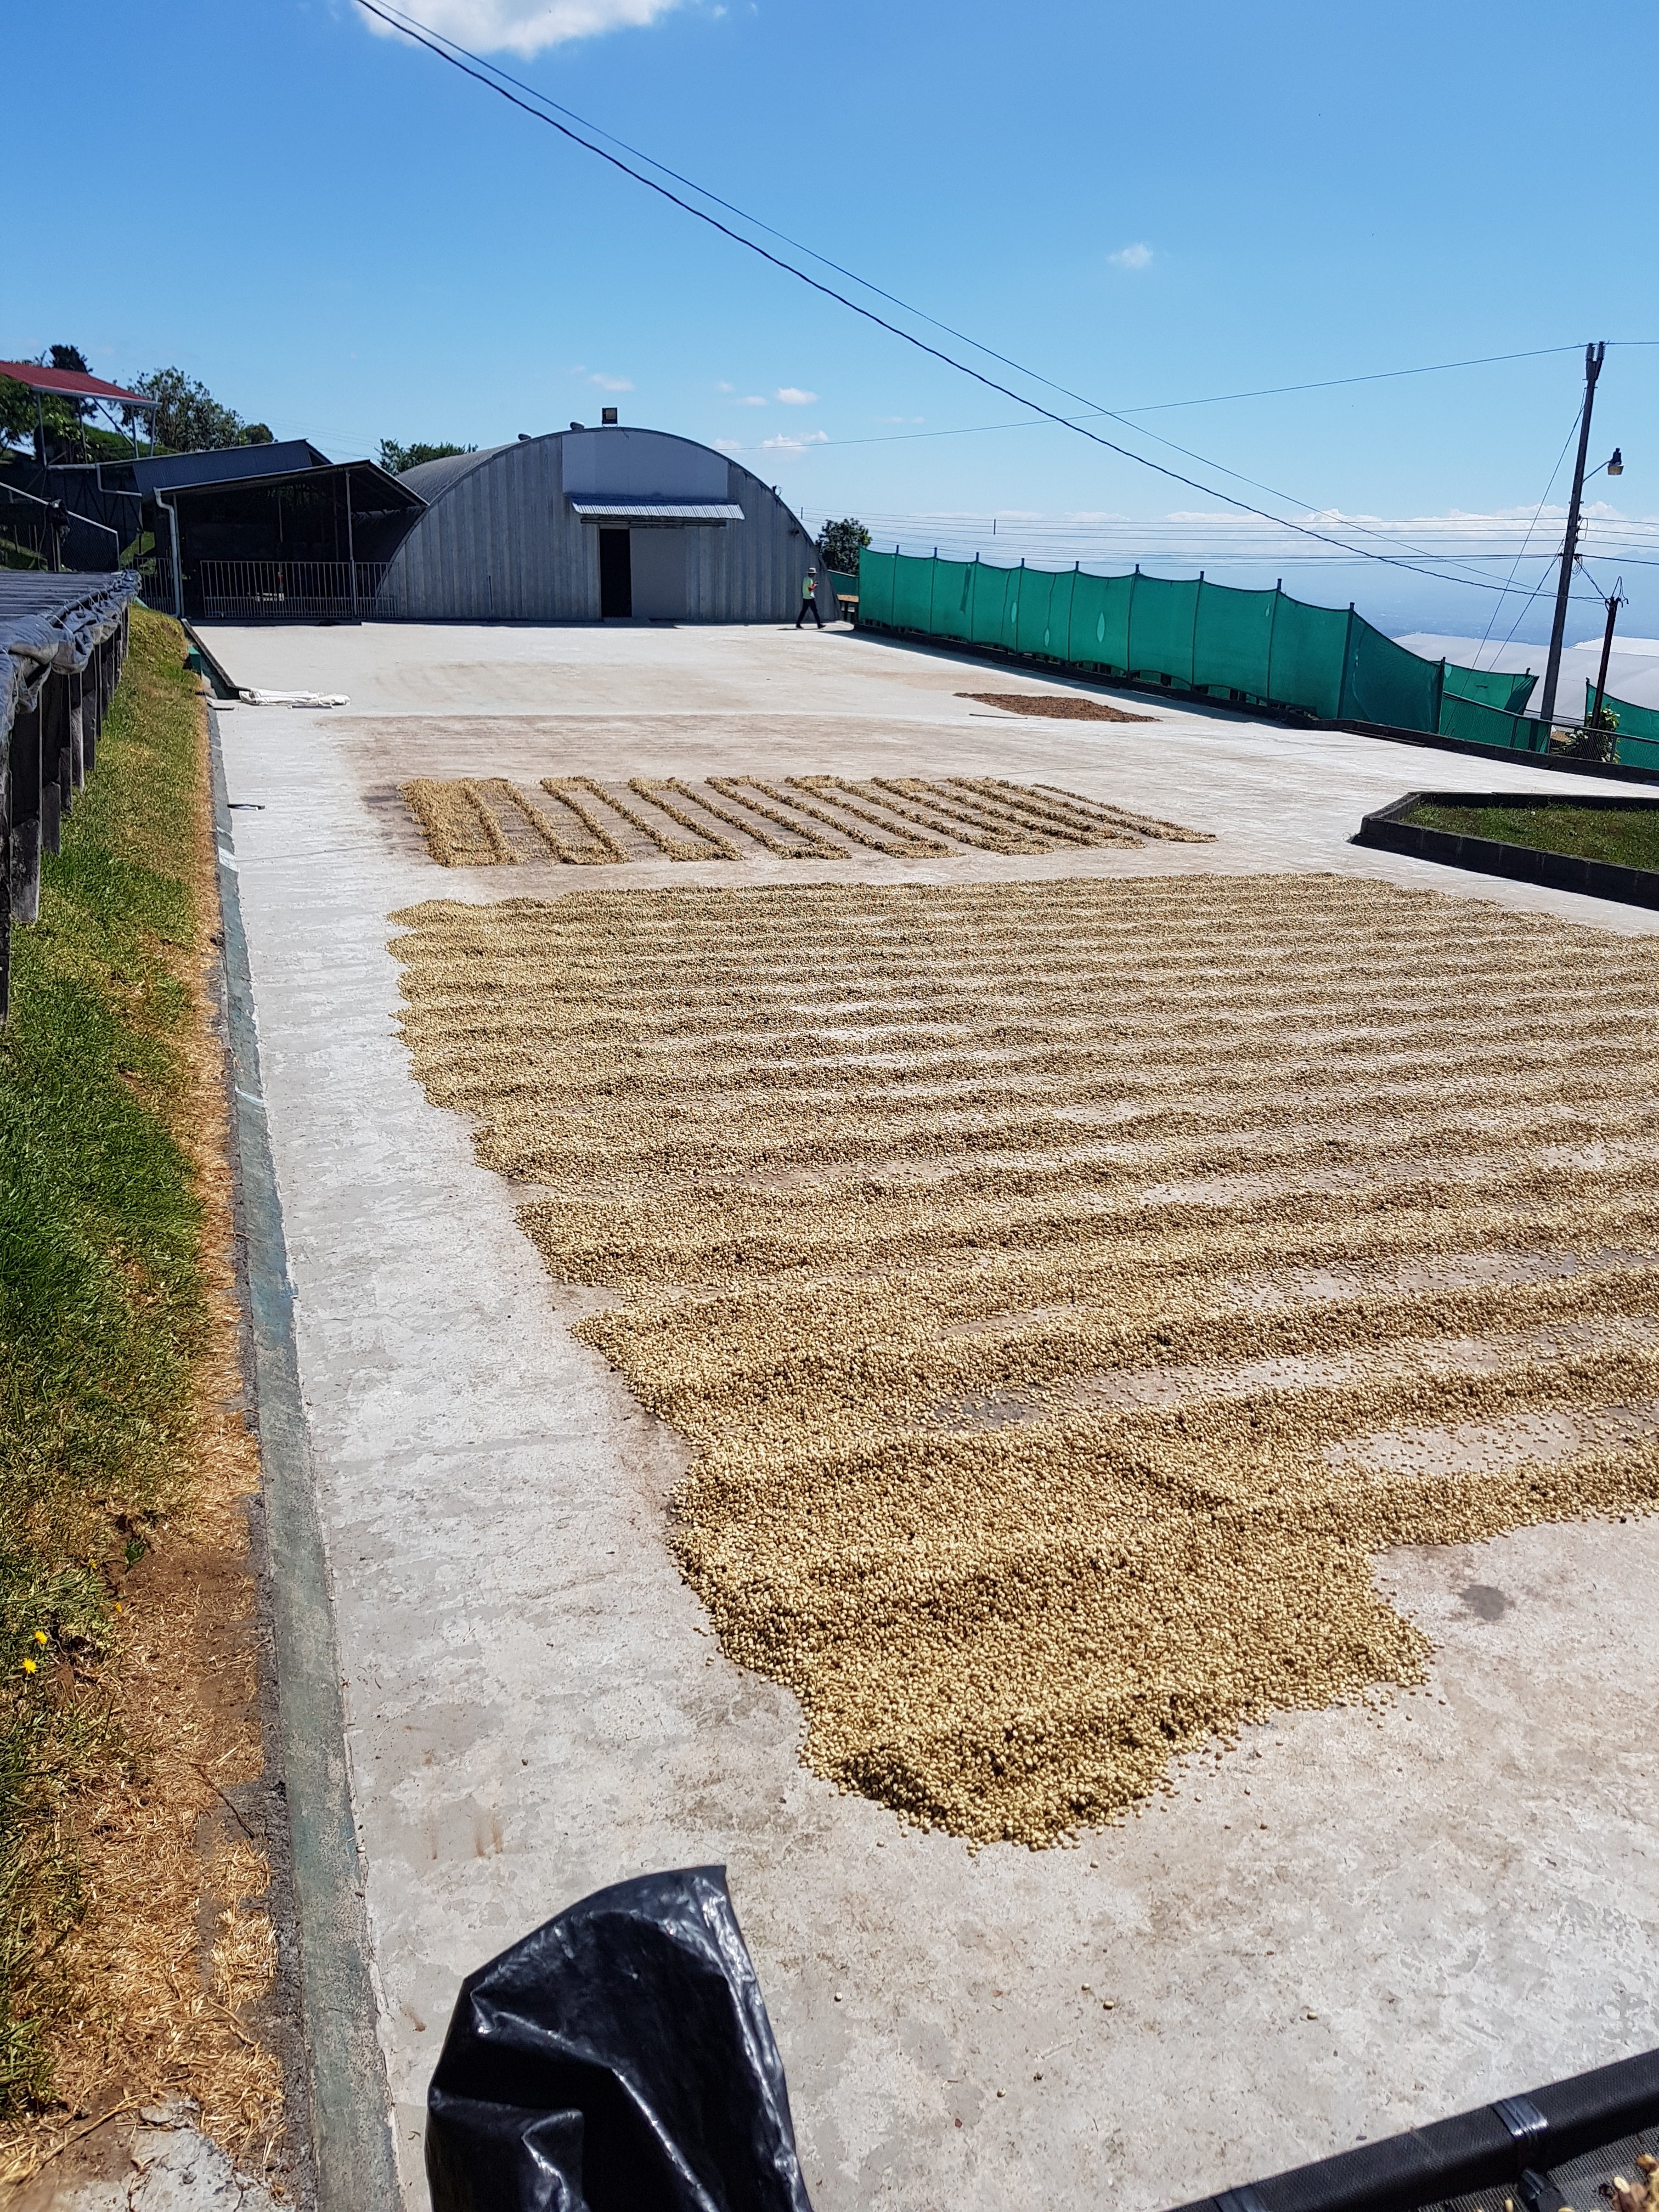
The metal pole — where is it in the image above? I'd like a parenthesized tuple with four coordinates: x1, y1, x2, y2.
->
(1589, 585, 1621, 729)
(162, 497, 182, 619)
(345, 468, 357, 615)
(1538, 341, 1605, 732)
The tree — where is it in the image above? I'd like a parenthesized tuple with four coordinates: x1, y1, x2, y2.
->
(0, 376, 37, 453)
(240, 423, 274, 444)
(379, 439, 474, 475)
(817, 516, 870, 577)
(48, 345, 91, 422)
(128, 367, 245, 454)
(0, 347, 93, 458)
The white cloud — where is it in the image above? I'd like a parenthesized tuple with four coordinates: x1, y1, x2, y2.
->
(775, 386, 818, 405)
(713, 437, 743, 450)
(589, 372, 633, 391)
(1109, 242, 1153, 270)
(714, 381, 734, 393)
(363, 0, 682, 58)
(875, 415, 925, 425)
(736, 393, 767, 407)
(759, 430, 828, 455)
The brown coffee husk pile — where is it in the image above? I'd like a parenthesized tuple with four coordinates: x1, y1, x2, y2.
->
(958, 692, 1158, 723)
(391, 874, 1659, 1846)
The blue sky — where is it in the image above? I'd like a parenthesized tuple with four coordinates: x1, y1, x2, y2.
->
(10, 0, 1659, 642)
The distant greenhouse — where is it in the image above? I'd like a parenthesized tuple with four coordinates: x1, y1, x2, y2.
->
(380, 424, 819, 624)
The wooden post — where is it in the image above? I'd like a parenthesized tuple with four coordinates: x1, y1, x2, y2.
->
(0, 736, 10, 1026)
(69, 668, 84, 797)
(40, 674, 69, 857)
(9, 695, 43, 928)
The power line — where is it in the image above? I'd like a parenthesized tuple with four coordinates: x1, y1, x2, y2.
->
(358, 7, 1613, 428)
(1469, 408, 1583, 667)
(358, 1, 1637, 593)
(352, 0, 1584, 602)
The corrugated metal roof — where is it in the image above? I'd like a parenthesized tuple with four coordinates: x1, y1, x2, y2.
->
(397, 446, 504, 500)
(567, 498, 746, 523)
(0, 361, 153, 405)
(128, 441, 332, 493)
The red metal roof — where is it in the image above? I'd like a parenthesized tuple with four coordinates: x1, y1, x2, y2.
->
(0, 360, 155, 405)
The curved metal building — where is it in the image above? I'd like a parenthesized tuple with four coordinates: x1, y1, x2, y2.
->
(376, 425, 819, 623)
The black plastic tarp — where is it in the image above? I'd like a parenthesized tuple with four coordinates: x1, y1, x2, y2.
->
(426, 1866, 814, 2212)
(1, 571, 138, 744)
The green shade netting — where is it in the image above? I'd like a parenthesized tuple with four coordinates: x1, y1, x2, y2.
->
(859, 549, 896, 627)
(1263, 597, 1348, 721)
(1437, 692, 1546, 754)
(856, 551, 1499, 740)
(1071, 572, 1135, 667)
(1446, 663, 1537, 713)
(1193, 582, 1276, 697)
(1126, 574, 1199, 687)
(966, 563, 1012, 650)
(1587, 682, 1659, 748)
(1015, 566, 1075, 660)
(891, 553, 935, 633)
(1344, 618, 1441, 733)
(932, 558, 975, 642)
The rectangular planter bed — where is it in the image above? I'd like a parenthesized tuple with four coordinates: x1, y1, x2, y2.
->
(1355, 791, 1659, 911)
(1167, 2045, 1659, 2212)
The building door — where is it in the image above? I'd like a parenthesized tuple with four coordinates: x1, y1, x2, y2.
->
(628, 528, 687, 621)
(599, 528, 632, 618)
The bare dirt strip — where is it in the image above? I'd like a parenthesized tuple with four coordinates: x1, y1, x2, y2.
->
(389, 873, 1659, 1848)
(400, 773, 1211, 867)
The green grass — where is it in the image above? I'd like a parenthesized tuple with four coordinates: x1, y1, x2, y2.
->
(1404, 797, 1659, 873)
(0, 608, 207, 2111)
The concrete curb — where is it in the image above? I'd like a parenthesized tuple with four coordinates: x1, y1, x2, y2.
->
(208, 704, 402, 2212)
(1354, 789, 1659, 911)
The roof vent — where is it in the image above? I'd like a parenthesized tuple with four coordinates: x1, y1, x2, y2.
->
(569, 421, 584, 431)
(601, 407, 618, 426)
(518, 432, 532, 442)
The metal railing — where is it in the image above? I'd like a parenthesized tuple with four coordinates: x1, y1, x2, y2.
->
(193, 560, 387, 621)
(137, 555, 175, 610)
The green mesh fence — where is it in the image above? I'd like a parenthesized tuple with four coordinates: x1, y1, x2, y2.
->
(856, 550, 1570, 757)
(1586, 683, 1659, 771)
(1436, 692, 1549, 755)
(1341, 617, 1442, 732)
(1127, 573, 1199, 688)
(1446, 662, 1538, 713)
(1193, 581, 1277, 698)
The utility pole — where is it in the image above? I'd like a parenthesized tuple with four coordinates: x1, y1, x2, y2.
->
(1588, 575, 1627, 730)
(1537, 341, 1605, 733)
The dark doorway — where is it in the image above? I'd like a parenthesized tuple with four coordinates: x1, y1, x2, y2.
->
(599, 528, 632, 617)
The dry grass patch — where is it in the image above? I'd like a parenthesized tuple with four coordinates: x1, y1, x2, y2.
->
(0, 610, 284, 2182)
(391, 874, 1659, 1846)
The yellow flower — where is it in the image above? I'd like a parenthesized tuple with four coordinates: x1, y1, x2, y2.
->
(21, 1660, 36, 1675)
(32, 1631, 47, 1646)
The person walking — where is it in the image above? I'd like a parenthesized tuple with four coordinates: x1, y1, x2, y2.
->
(795, 565, 824, 628)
